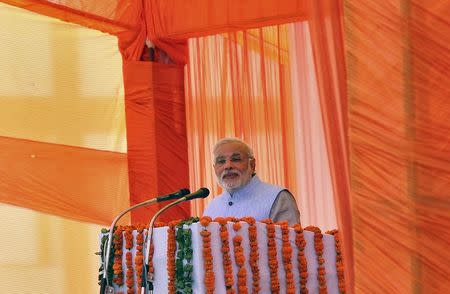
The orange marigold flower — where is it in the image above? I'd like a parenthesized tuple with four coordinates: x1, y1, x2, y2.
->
(261, 218, 273, 224)
(215, 217, 228, 225)
(233, 222, 242, 231)
(233, 235, 243, 243)
(200, 216, 212, 227)
(200, 230, 211, 237)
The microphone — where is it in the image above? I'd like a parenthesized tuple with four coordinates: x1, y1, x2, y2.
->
(100, 188, 190, 294)
(156, 188, 190, 202)
(142, 188, 210, 294)
(183, 187, 210, 201)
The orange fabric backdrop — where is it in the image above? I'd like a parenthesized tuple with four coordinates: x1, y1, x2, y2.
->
(0, 136, 129, 225)
(0, 3, 130, 225)
(346, 0, 450, 292)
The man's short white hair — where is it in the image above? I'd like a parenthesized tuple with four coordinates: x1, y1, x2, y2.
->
(213, 137, 254, 159)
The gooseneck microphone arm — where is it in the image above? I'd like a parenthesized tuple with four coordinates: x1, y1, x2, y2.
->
(141, 188, 210, 294)
(100, 188, 190, 294)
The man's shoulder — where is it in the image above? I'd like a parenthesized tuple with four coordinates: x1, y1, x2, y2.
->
(257, 179, 286, 193)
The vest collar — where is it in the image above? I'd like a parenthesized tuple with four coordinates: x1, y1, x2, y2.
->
(226, 175, 260, 198)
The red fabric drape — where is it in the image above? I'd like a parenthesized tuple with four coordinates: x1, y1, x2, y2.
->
(123, 61, 190, 223)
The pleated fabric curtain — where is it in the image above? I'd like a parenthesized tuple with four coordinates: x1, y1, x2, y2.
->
(345, 1, 450, 292)
(185, 26, 296, 213)
(305, 1, 354, 289)
(185, 23, 341, 231)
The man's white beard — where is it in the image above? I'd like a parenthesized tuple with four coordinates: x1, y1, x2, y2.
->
(217, 165, 252, 193)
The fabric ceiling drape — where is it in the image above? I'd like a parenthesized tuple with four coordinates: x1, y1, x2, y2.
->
(143, 0, 307, 63)
(346, 1, 450, 292)
(0, 0, 309, 64)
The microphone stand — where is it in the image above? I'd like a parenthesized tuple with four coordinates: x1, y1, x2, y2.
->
(140, 188, 209, 294)
(141, 197, 188, 294)
(100, 188, 190, 294)
(101, 198, 160, 294)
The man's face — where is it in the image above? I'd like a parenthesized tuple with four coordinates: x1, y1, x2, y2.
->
(213, 142, 255, 192)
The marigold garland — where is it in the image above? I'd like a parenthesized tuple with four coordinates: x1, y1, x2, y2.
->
(326, 229, 345, 293)
(200, 216, 215, 294)
(112, 226, 124, 286)
(125, 251, 134, 293)
(305, 226, 327, 294)
(243, 217, 260, 294)
(124, 227, 135, 293)
(167, 221, 178, 294)
(135, 225, 145, 289)
(104, 219, 343, 294)
(233, 221, 248, 294)
(279, 221, 295, 294)
(293, 224, 308, 293)
(262, 219, 280, 294)
(215, 217, 235, 294)
(125, 227, 133, 250)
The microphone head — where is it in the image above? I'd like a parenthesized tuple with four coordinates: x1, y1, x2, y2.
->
(177, 188, 191, 197)
(157, 188, 191, 202)
(196, 187, 210, 198)
(185, 187, 210, 200)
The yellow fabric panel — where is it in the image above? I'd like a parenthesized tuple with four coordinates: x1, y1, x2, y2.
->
(0, 2, 126, 153)
(0, 4, 129, 293)
(0, 204, 107, 293)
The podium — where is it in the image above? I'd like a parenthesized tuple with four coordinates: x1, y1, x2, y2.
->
(99, 218, 345, 293)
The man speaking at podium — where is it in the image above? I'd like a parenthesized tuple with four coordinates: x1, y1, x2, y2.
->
(203, 138, 300, 225)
